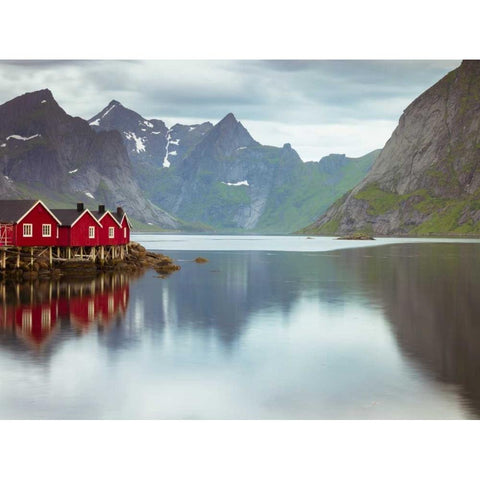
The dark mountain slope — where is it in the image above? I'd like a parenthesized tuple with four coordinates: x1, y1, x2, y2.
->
(0, 89, 180, 229)
(302, 60, 480, 236)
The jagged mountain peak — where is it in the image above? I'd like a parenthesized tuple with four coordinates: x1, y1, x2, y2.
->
(192, 113, 258, 158)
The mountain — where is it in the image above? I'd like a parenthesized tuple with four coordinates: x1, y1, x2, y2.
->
(88, 100, 213, 168)
(0, 89, 180, 229)
(89, 101, 378, 232)
(151, 114, 378, 232)
(302, 60, 480, 236)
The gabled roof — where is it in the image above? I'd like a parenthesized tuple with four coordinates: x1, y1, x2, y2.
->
(114, 211, 133, 229)
(92, 210, 122, 228)
(0, 199, 62, 224)
(52, 208, 102, 228)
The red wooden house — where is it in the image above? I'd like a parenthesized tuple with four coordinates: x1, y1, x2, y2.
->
(92, 205, 122, 246)
(92, 205, 131, 246)
(0, 199, 61, 247)
(114, 207, 132, 245)
(52, 203, 102, 247)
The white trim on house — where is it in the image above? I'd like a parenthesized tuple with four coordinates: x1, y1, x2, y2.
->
(23, 223, 33, 237)
(70, 209, 103, 228)
(16, 200, 62, 225)
(42, 224, 51, 237)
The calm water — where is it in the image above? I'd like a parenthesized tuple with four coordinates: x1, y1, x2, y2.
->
(2, 235, 480, 419)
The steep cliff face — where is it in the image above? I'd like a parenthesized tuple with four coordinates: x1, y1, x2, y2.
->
(303, 60, 480, 235)
(0, 90, 180, 229)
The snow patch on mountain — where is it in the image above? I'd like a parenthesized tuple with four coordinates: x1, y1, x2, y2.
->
(6, 134, 41, 141)
(221, 180, 249, 186)
(124, 132, 146, 153)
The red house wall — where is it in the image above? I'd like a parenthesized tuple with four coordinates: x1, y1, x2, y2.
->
(121, 217, 130, 244)
(14, 203, 59, 247)
(70, 213, 99, 247)
(99, 214, 121, 246)
(57, 226, 71, 247)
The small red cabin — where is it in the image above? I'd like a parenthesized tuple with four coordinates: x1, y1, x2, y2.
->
(93, 205, 131, 246)
(115, 208, 132, 245)
(52, 204, 102, 247)
(93, 205, 122, 246)
(0, 199, 61, 247)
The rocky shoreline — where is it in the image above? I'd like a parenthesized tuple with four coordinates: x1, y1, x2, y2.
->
(0, 242, 180, 281)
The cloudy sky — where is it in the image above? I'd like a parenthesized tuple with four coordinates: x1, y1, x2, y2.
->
(0, 60, 460, 161)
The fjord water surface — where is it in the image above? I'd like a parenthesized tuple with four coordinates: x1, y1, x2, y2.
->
(1, 235, 480, 419)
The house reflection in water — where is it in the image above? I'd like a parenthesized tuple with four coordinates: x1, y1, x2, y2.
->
(0, 273, 131, 350)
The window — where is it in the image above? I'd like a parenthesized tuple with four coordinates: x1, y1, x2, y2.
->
(42, 224, 51, 237)
(22, 310, 32, 331)
(41, 308, 51, 329)
(109, 227, 115, 239)
(23, 224, 32, 237)
(89, 226, 95, 239)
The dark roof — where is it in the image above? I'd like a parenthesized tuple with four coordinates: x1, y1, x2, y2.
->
(51, 209, 84, 226)
(0, 199, 38, 223)
(92, 210, 123, 226)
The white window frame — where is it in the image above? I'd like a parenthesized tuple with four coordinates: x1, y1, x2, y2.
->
(109, 226, 115, 239)
(42, 224, 51, 237)
(89, 226, 95, 239)
(41, 308, 51, 329)
(22, 310, 32, 330)
(23, 223, 32, 237)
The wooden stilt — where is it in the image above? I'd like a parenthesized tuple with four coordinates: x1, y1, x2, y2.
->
(1, 250, 5, 269)
(49, 247, 52, 267)
(68, 247, 71, 259)
(30, 247, 33, 266)
(16, 249, 20, 268)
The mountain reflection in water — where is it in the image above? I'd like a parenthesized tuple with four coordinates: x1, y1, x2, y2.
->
(1, 242, 480, 418)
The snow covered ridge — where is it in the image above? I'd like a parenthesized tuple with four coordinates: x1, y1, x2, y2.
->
(89, 102, 117, 126)
(84, 192, 95, 199)
(69, 169, 78, 174)
(6, 134, 41, 141)
(221, 180, 249, 186)
(124, 131, 146, 153)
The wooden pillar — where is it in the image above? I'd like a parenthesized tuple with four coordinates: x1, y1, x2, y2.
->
(1, 250, 5, 269)
(30, 247, 33, 266)
(80, 246, 83, 258)
(100, 246, 105, 265)
(68, 247, 71, 259)
(16, 249, 20, 268)
(49, 247, 52, 267)
(120, 245, 124, 260)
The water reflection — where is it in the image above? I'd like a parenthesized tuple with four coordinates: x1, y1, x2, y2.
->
(1, 242, 480, 418)
(0, 273, 133, 353)
(337, 243, 480, 417)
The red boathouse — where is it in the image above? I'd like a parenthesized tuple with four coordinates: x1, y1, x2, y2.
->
(52, 203, 102, 247)
(93, 205, 131, 245)
(0, 199, 61, 247)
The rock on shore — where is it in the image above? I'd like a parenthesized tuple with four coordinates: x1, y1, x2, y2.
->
(0, 242, 180, 280)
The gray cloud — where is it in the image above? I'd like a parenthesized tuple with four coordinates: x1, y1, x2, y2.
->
(0, 60, 461, 160)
